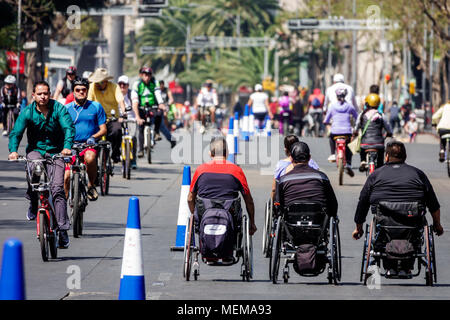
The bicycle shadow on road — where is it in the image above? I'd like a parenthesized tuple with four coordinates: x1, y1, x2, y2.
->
(0, 160, 24, 171)
(0, 219, 36, 230)
(0, 186, 27, 199)
(55, 256, 122, 262)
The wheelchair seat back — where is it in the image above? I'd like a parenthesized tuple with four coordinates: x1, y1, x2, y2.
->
(371, 201, 425, 249)
(284, 202, 328, 246)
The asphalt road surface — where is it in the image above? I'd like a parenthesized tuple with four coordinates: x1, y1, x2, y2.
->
(0, 129, 449, 300)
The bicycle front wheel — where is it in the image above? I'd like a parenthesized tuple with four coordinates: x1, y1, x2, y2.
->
(6, 109, 15, 135)
(147, 128, 152, 164)
(125, 140, 131, 180)
(39, 212, 49, 262)
(72, 172, 81, 238)
(99, 148, 107, 196)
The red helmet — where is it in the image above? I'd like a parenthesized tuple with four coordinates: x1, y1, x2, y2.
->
(66, 66, 77, 75)
(140, 66, 153, 74)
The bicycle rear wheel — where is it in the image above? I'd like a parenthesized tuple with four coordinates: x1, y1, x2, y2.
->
(72, 172, 81, 238)
(49, 220, 58, 259)
(39, 211, 49, 262)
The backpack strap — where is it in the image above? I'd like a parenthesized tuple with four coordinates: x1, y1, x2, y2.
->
(197, 196, 237, 211)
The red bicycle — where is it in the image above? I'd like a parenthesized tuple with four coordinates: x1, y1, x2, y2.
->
(365, 148, 379, 176)
(13, 154, 68, 261)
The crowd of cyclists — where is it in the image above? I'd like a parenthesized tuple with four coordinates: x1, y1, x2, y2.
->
(1, 65, 450, 264)
(2, 64, 185, 249)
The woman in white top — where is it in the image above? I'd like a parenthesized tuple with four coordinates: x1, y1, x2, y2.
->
(248, 84, 272, 131)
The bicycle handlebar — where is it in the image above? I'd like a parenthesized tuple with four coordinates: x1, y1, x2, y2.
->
(9, 154, 71, 163)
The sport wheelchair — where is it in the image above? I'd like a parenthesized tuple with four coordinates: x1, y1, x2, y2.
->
(183, 197, 253, 282)
(269, 202, 341, 284)
(360, 201, 437, 286)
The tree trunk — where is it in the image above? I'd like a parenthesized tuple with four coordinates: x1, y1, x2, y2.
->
(25, 51, 36, 102)
(443, 55, 449, 103)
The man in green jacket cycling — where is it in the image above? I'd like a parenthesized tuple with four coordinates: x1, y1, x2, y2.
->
(8, 80, 75, 249)
(131, 66, 175, 157)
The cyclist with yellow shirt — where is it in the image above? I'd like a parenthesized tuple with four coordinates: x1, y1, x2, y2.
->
(88, 68, 126, 163)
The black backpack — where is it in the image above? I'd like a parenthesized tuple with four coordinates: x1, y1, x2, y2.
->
(196, 198, 236, 259)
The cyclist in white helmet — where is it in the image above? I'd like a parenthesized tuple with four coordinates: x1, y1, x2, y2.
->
(324, 73, 358, 114)
(195, 80, 219, 133)
(1, 75, 21, 136)
(247, 84, 272, 133)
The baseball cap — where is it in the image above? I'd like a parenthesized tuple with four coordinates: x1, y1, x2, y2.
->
(333, 73, 344, 83)
(118, 75, 129, 84)
(290, 142, 310, 163)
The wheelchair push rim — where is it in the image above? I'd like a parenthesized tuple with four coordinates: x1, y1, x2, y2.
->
(361, 219, 374, 285)
(262, 198, 273, 258)
(424, 224, 436, 286)
(271, 216, 282, 284)
(241, 215, 253, 281)
(328, 217, 342, 284)
(183, 214, 196, 281)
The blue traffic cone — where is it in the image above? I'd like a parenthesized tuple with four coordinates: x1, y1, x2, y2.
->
(0, 238, 25, 300)
(226, 117, 236, 163)
(249, 108, 255, 137)
(264, 114, 272, 137)
(119, 197, 145, 300)
(242, 104, 250, 141)
(171, 166, 191, 251)
(233, 112, 239, 154)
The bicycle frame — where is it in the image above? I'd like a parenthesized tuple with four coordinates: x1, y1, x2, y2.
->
(68, 144, 89, 207)
(143, 107, 156, 149)
(121, 120, 134, 161)
(22, 157, 60, 236)
(4, 104, 17, 134)
(36, 193, 55, 236)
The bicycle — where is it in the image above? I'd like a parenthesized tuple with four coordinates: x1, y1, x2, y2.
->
(334, 136, 348, 185)
(143, 105, 157, 164)
(121, 119, 135, 180)
(68, 143, 92, 238)
(12, 154, 68, 261)
(441, 133, 450, 178)
(199, 105, 214, 134)
(365, 148, 379, 176)
(97, 136, 113, 196)
(3, 104, 17, 135)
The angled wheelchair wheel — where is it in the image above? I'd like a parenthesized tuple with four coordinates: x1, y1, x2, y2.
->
(183, 214, 195, 281)
(271, 216, 282, 284)
(360, 219, 374, 285)
(430, 225, 437, 283)
(242, 215, 253, 281)
(424, 224, 436, 286)
(262, 198, 273, 258)
(329, 217, 342, 284)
